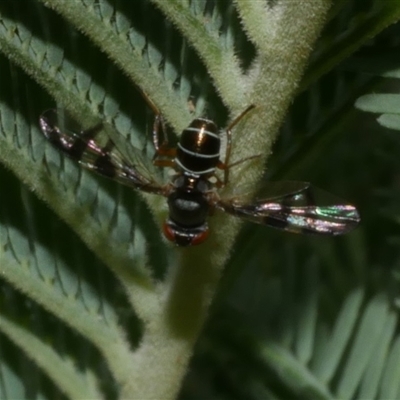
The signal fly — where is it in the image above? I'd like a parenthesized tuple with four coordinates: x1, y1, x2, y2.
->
(39, 94, 360, 246)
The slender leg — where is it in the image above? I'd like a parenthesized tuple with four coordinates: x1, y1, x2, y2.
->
(226, 104, 256, 132)
(221, 104, 256, 184)
(152, 114, 176, 161)
(139, 89, 176, 162)
(226, 153, 261, 168)
(137, 87, 160, 116)
(153, 159, 176, 168)
(152, 114, 170, 153)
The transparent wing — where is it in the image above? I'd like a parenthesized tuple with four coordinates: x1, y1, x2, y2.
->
(217, 181, 360, 235)
(39, 109, 166, 195)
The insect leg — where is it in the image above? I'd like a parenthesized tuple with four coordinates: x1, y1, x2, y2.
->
(152, 114, 176, 166)
(153, 158, 176, 168)
(152, 114, 173, 153)
(220, 104, 256, 184)
(226, 153, 261, 169)
(135, 88, 169, 151)
(138, 89, 176, 164)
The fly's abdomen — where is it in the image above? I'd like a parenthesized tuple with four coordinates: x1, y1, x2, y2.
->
(176, 118, 220, 175)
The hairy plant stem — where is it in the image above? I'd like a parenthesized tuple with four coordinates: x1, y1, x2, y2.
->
(119, 2, 332, 398)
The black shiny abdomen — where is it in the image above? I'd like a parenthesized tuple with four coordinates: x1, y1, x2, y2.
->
(180, 119, 220, 154)
(176, 118, 221, 175)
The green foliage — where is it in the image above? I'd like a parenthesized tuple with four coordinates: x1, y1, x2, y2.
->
(0, 1, 399, 399)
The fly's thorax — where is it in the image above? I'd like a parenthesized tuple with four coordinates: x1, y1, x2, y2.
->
(167, 189, 209, 228)
(167, 175, 210, 228)
(176, 118, 221, 175)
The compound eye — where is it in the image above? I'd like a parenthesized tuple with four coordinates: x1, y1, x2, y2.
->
(190, 229, 209, 246)
(162, 222, 176, 243)
(162, 221, 209, 246)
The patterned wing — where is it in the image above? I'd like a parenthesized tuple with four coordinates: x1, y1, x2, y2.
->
(39, 109, 166, 195)
(217, 181, 360, 235)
